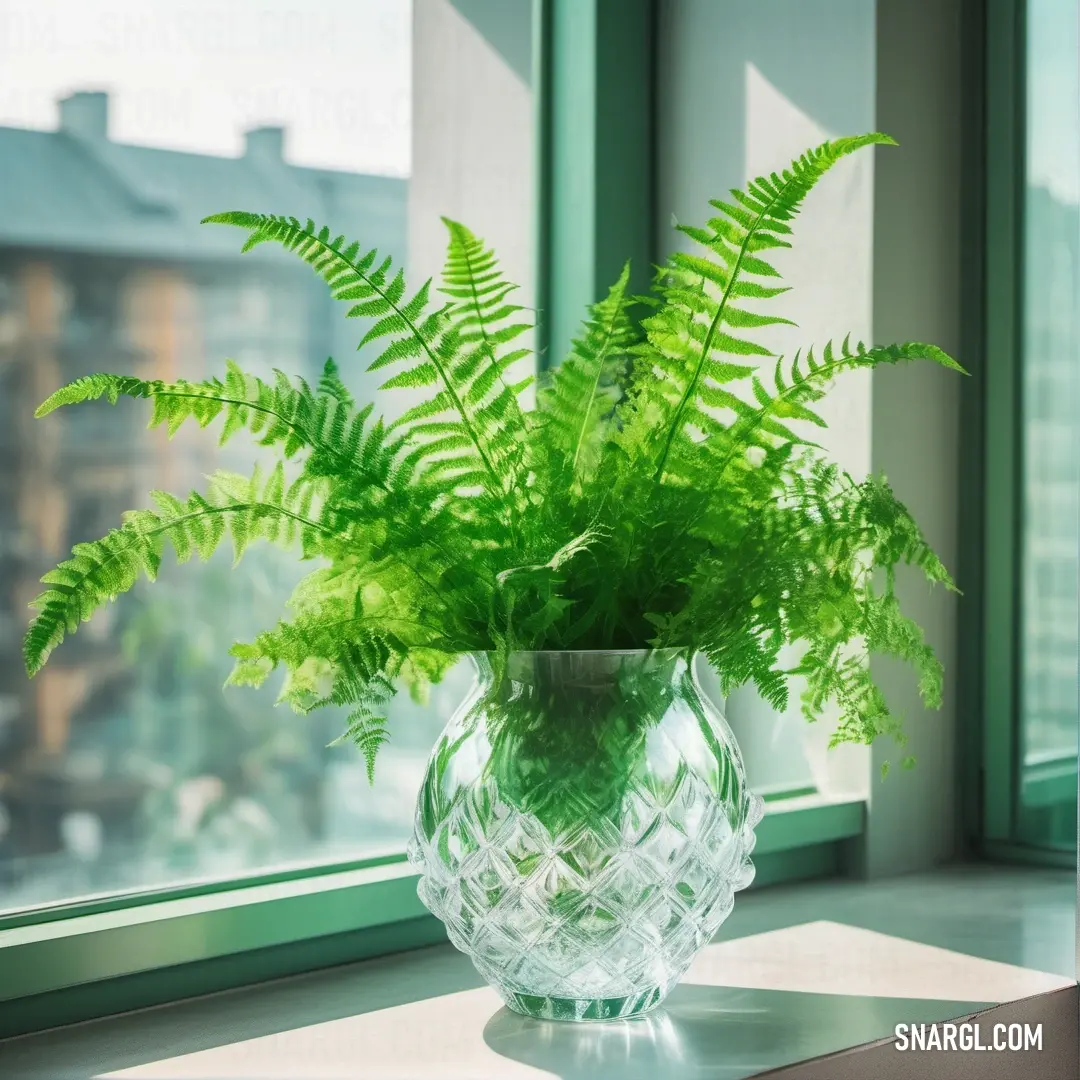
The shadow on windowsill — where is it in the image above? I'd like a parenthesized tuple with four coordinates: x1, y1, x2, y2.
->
(482, 982, 990, 1080)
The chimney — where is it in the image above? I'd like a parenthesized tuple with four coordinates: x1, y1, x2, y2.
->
(244, 125, 286, 166)
(59, 91, 109, 140)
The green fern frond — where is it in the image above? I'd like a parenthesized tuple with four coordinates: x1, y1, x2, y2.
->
(645, 133, 896, 483)
(24, 464, 333, 676)
(203, 213, 526, 510)
(341, 711, 391, 785)
(230, 613, 407, 787)
(24, 133, 965, 778)
(534, 262, 637, 491)
(439, 217, 533, 394)
(317, 357, 355, 409)
(35, 364, 404, 505)
(709, 338, 966, 480)
(36, 373, 153, 416)
(391, 218, 534, 502)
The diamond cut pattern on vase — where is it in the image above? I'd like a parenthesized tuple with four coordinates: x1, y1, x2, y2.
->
(409, 654, 762, 1021)
(601, 854, 656, 918)
(410, 758, 762, 1016)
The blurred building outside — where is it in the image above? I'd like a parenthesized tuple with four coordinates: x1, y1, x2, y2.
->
(0, 90, 460, 909)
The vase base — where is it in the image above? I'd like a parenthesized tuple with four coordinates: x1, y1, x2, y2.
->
(502, 986, 664, 1023)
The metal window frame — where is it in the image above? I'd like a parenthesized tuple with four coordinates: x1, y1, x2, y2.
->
(533, 0, 655, 369)
(978, 0, 1028, 846)
(0, 0, 868, 1039)
(972, 0, 1080, 861)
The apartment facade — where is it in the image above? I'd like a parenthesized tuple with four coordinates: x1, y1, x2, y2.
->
(0, 92, 406, 889)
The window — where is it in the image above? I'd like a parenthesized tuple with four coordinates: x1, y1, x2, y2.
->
(0, 1, 877, 1039)
(0, 0, 535, 912)
(982, 0, 1080, 855)
(1017, 0, 1080, 848)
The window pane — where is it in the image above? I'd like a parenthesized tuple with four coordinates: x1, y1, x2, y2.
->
(1017, 0, 1080, 850)
(0, 0, 535, 911)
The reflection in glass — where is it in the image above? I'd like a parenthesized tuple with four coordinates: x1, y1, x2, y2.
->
(1018, 0, 1080, 849)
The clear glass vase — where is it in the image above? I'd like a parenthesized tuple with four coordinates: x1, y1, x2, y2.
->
(407, 649, 763, 1022)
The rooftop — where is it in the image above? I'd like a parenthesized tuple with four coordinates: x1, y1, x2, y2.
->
(0, 92, 407, 263)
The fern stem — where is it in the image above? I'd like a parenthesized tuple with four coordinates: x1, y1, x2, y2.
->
(132, 503, 335, 565)
(303, 612, 459, 648)
(651, 205, 772, 485)
(296, 228, 506, 502)
(395, 558, 460, 613)
(708, 353, 867, 482)
(155, 389, 393, 493)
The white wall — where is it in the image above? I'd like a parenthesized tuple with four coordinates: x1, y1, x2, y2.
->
(409, 0, 534, 329)
(400, 0, 535, 424)
(657, 0, 877, 800)
(658, 0, 967, 873)
(866, 0, 964, 874)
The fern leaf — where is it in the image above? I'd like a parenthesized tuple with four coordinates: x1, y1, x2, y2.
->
(710, 338, 967, 482)
(205, 212, 534, 518)
(35, 365, 402, 511)
(535, 262, 637, 489)
(317, 357, 354, 409)
(646, 133, 896, 483)
(343, 712, 391, 784)
(440, 218, 531, 371)
(24, 466, 333, 675)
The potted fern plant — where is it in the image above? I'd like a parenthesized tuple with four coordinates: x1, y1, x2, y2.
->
(25, 133, 963, 1022)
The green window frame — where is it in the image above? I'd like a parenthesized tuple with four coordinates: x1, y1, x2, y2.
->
(0, 0, 867, 1039)
(970, 0, 1079, 867)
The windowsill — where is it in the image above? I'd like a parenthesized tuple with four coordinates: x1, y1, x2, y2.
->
(1021, 748, 1078, 809)
(0, 793, 866, 1038)
(753, 792, 863, 855)
(0, 865, 1072, 1080)
(0, 860, 428, 1003)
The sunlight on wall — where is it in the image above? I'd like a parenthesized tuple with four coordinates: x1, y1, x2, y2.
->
(405, 0, 536, 419)
(734, 61, 873, 799)
(657, 0, 876, 798)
